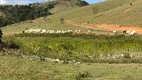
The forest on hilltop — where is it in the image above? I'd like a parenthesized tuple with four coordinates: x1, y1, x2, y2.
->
(0, 0, 88, 27)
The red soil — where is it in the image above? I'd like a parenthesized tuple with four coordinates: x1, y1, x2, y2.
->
(32, 20, 48, 23)
(65, 20, 142, 34)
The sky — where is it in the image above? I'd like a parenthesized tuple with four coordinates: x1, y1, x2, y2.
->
(0, 0, 104, 5)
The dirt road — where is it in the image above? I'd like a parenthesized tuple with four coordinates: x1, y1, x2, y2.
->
(65, 20, 142, 34)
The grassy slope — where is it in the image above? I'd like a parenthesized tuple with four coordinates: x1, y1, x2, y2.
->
(0, 55, 142, 80)
(61, 0, 142, 26)
(76, 0, 142, 26)
(0, 1, 86, 33)
(1, 0, 135, 33)
(48, 0, 133, 20)
(47, 0, 142, 26)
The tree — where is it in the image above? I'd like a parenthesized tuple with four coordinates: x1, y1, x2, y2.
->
(0, 15, 9, 27)
(60, 17, 64, 24)
(76, 0, 89, 7)
(0, 29, 3, 43)
(92, 6, 98, 16)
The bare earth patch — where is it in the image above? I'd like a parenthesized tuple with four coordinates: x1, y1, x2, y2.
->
(65, 20, 142, 34)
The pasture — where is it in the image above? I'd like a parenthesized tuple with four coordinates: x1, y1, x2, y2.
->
(0, 54, 142, 80)
(2, 33, 142, 63)
(0, 30, 142, 80)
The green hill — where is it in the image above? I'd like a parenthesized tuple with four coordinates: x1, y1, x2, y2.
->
(71, 0, 142, 26)
(0, 0, 88, 27)
(47, 0, 137, 26)
(2, 0, 141, 33)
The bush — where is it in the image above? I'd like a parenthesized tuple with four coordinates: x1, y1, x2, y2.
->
(75, 71, 91, 80)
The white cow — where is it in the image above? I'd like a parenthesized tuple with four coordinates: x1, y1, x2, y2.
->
(129, 31, 136, 35)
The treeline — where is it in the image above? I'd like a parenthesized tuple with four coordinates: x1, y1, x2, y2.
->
(0, 2, 56, 27)
(0, 0, 88, 27)
(55, 0, 89, 7)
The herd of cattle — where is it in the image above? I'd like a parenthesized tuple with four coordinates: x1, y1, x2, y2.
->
(25, 29, 84, 34)
(24, 28, 136, 35)
(113, 30, 136, 35)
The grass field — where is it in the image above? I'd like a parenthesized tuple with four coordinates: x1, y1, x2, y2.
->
(0, 55, 142, 80)
(1, 33, 142, 80)
(2, 33, 142, 63)
(1, 20, 92, 35)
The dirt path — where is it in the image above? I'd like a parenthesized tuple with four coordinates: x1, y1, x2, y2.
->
(65, 20, 142, 34)
(32, 20, 48, 23)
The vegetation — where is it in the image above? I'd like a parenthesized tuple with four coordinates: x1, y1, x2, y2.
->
(1, 0, 142, 79)
(2, 0, 139, 34)
(0, 56, 142, 80)
(0, 2, 54, 27)
(68, 0, 142, 26)
(2, 33, 142, 63)
(47, 0, 142, 27)
(0, 0, 88, 27)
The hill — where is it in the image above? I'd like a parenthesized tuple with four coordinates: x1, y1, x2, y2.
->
(0, 2, 54, 27)
(0, 0, 88, 27)
(71, 0, 142, 26)
(2, 0, 141, 33)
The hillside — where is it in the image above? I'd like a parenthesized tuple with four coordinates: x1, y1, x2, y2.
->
(0, 0, 88, 27)
(46, 0, 138, 26)
(0, 2, 54, 27)
(1, 0, 141, 33)
(71, 0, 142, 26)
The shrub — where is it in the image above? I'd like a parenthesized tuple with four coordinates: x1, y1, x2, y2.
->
(75, 71, 91, 80)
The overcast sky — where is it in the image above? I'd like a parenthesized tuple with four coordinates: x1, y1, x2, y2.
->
(0, 0, 104, 5)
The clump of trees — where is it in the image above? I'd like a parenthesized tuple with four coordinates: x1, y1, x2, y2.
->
(0, 1, 56, 27)
(63, 0, 89, 7)
(75, 0, 89, 7)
